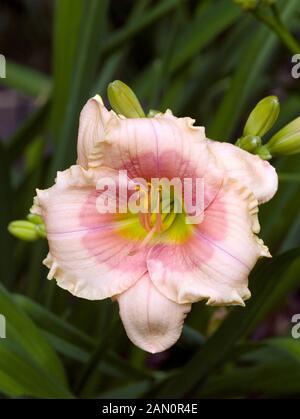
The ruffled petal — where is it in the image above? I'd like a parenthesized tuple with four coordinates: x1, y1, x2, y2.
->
(85, 109, 224, 209)
(117, 273, 191, 353)
(77, 95, 115, 169)
(87, 108, 208, 177)
(147, 178, 270, 306)
(208, 141, 278, 204)
(31, 165, 147, 300)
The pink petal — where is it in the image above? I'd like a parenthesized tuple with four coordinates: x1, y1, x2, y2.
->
(83, 109, 223, 208)
(117, 273, 191, 353)
(147, 179, 270, 306)
(31, 165, 147, 300)
(85, 108, 205, 176)
(208, 141, 278, 204)
(77, 95, 115, 169)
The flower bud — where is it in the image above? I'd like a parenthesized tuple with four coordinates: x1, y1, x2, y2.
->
(266, 116, 300, 156)
(27, 213, 44, 225)
(107, 80, 145, 118)
(235, 135, 262, 152)
(243, 96, 280, 137)
(36, 223, 47, 239)
(255, 145, 272, 160)
(8, 220, 40, 241)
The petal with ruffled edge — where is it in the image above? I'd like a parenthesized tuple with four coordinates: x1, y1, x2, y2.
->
(117, 273, 191, 353)
(88, 109, 207, 175)
(208, 141, 278, 204)
(77, 95, 116, 169)
(147, 178, 270, 306)
(31, 165, 147, 300)
(85, 108, 223, 209)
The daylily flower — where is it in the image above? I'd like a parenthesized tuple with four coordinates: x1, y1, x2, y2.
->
(31, 95, 278, 353)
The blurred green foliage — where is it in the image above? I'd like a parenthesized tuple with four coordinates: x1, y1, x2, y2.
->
(1, 0, 300, 399)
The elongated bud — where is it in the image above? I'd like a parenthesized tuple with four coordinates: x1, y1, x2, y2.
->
(8, 220, 40, 241)
(27, 213, 44, 225)
(36, 223, 47, 239)
(266, 116, 300, 156)
(107, 80, 145, 118)
(235, 135, 262, 152)
(243, 96, 280, 137)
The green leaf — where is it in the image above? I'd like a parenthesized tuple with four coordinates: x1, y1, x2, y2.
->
(0, 143, 13, 286)
(102, 0, 182, 58)
(98, 380, 153, 399)
(208, 0, 300, 141)
(7, 99, 50, 162)
(48, 0, 108, 180)
(0, 340, 70, 398)
(52, 0, 85, 138)
(0, 60, 51, 97)
(169, 0, 241, 73)
(14, 294, 154, 382)
(14, 294, 93, 351)
(200, 338, 300, 398)
(0, 284, 71, 397)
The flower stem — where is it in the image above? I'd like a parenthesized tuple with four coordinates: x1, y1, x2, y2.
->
(253, 7, 300, 55)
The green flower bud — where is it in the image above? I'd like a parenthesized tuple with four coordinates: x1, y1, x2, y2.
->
(8, 220, 40, 241)
(255, 145, 272, 160)
(27, 213, 44, 225)
(36, 223, 47, 239)
(266, 116, 300, 156)
(243, 96, 280, 137)
(235, 135, 262, 152)
(107, 80, 145, 118)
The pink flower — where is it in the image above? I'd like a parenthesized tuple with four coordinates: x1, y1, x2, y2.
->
(32, 95, 278, 353)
